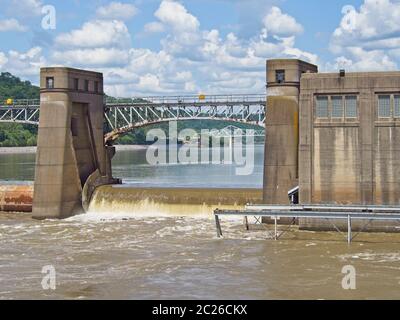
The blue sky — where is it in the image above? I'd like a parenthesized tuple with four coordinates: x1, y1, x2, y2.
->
(0, 0, 399, 96)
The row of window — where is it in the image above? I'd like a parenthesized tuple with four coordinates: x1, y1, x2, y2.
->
(316, 95, 357, 119)
(73, 78, 100, 93)
(316, 94, 400, 119)
(45, 76, 100, 93)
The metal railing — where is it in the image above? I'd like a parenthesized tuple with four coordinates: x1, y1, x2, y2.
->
(214, 204, 400, 243)
(105, 94, 266, 106)
(0, 99, 40, 107)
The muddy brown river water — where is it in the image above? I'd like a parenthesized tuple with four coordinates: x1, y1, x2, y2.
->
(1, 146, 400, 299)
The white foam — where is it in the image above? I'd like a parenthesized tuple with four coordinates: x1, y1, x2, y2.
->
(339, 252, 400, 263)
(66, 209, 214, 223)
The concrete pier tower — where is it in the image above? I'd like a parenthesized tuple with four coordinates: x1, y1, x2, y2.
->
(32, 67, 118, 219)
(263, 59, 318, 204)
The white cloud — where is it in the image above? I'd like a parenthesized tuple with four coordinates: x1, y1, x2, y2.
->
(96, 2, 138, 20)
(227, 0, 280, 38)
(155, 0, 200, 32)
(0, 47, 46, 79)
(138, 74, 161, 91)
(326, 47, 397, 71)
(252, 35, 318, 65)
(127, 49, 171, 74)
(7, 0, 43, 17)
(143, 21, 165, 33)
(332, 0, 400, 49)
(52, 19, 132, 70)
(328, 0, 400, 71)
(263, 6, 303, 36)
(0, 53, 8, 67)
(52, 48, 130, 67)
(55, 20, 131, 49)
(0, 19, 27, 32)
(1, 0, 316, 96)
(104, 1, 314, 95)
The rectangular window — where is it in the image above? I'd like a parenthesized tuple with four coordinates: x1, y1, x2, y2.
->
(275, 70, 285, 83)
(46, 77, 54, 89)
(345, 96, 357, 118)
(84, 80, 89, 91)
(74, 78, 79, 90)
(316, 96, 329, 118)
(94, 81, 99, 93)
(394, 95, 400, 118)
(331, 96, 343, 118)
(378, 95, 391, 117)
(71, 118, 78, 137)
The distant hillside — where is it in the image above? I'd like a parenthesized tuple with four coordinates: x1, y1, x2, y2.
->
(0, 72, 39, 101)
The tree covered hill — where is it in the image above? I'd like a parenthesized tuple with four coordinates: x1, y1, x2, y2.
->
(0, 72, 39, 101)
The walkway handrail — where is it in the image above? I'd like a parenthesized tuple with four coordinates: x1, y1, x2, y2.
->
(214, 208, 400, 243)
(245, 204, 400, 212)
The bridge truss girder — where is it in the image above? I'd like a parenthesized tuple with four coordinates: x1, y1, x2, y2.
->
(104, 104, 265, 141)
(0, 107, 40, 125)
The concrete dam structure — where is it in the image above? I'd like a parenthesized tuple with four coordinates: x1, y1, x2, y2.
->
(26, 66, 264, 219)
(264, 58, 400, 206)
(0, 184, 263, 217)
(32, 68, 119, 219)
(263, 59, 318, 204)
(2, 59, 400, 235)
(88, 186, 262, 216)
(263, 59, 400, 232)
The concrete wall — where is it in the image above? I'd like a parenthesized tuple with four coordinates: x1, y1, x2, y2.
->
(299, 71, 400, 231)
(263, 59, 318, 204)
(32, 67, 117, 219)
(299, 71, 400, 205)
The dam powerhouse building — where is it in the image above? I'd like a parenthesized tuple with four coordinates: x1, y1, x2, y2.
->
(265, 59, 400, 206)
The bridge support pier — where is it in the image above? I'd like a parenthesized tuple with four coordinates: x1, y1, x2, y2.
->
(32, 67, 119, 219)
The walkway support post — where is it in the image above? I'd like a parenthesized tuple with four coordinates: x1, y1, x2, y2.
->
(347, 214, 352, 244)
(244, 216, 249, 231)
(215, 214, 222, 238)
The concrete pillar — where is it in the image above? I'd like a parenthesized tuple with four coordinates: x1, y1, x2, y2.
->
(32, 67, 118, 219)
(263, 59, 318, 204)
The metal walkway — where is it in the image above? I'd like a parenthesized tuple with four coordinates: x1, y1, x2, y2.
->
(214, 204, 400, 243)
